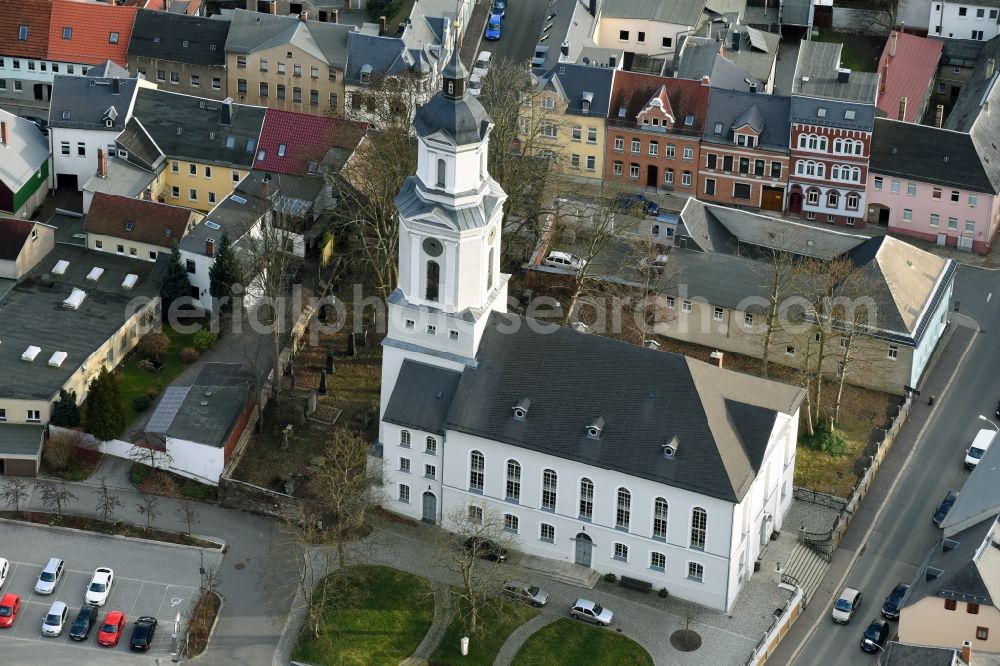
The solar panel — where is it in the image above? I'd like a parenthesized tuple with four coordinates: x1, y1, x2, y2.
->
(145, 386, 191, 433)
(746, 27, 768, 52)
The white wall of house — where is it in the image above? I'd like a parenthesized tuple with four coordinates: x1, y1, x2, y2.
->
(88, 234, 167, 262)
(595, 18, 688, 57)
(0, 59, 89, 102)
(178, 248, 215, 311)
(910, 276, 953, 388)
(50, 127, 119, 190)
(930, 1, 1000, 40)
(166, 437, 225, 485)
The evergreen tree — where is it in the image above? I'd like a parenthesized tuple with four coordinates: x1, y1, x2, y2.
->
(50, 389, 81, 428)
(86, 368, 126, 442)
(160, 244, 192, 316)
(209, 233, 241, 312)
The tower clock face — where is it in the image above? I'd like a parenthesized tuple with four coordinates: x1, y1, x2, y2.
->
(423, 237, 443, 257)
(487, 226, 496, 245)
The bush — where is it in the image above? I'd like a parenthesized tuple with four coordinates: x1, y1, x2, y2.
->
(179, 346, 200, 364)
(43, 431, 77, 471)
(802, 421, 851, 457)
(133, 394, 152, 412)
(130, 463, 154, 485)
(658, 588, 668, 598)
(146, 386, 161, 399)
(140, 331, 170, 361)
(604, 573, 617, 583)
(193, 329, 217, 352)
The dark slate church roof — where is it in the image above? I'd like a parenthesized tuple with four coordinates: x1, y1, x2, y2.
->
(382, 360, 461, 435)
(412, 53, 491, 145)
(436, 313, 804, 503)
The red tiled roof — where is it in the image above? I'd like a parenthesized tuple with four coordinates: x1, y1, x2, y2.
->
(608, 71, 710, 135)
(83, 193, 195, 249)
(877, 31, 943, 123)
(0, 218, 36, 260)
(256, 109, 367, 176)
(47, 0, 138, 67)
(0, 0, 53, 60)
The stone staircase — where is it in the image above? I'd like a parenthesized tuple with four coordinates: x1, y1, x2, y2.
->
(518, 555, 602, 589)
(782, 543, 830, 605)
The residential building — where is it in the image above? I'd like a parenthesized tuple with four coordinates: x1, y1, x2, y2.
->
(931, 38, 987, 114)
(0, 111, 49, 218)
(47, 0, 138, 69)
(84, 193, 201, 261)
(604, 72, 710, 196)
(589, 198, 955, 395)
(127, 10, 232, 100)
(224, 9, 352, 116)
(778, 0, 815, 31)
(532, 63, 614, 180)
(594, 0, 714, 61)
(930, 1, 1000, 41)
(880, 641, 998, 666)
(699, 89, 791, 211)
(787, 40, 878, 226)
(0, 218, 55, 280)
(142, 363, 257, 484)
(379, 50, 806, 613)
(255, 108, 366, 176)
(876, 31, 943, 124)
(0, 244, 164, 475)
(0, 0, 55, 103)
(868, 118, 1000, 254)
(529, 0, 601, 72)
(48, 72, 152, 191)
(677, 26, 780, 94)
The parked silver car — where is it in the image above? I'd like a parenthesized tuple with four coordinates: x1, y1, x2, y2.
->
(570, 598, 613, 626)
(41, 601, 68, 637)
(35, 558, 65, 595)
(501, 580, 549, 607)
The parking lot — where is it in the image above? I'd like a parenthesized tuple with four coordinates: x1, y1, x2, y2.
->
(0, 521, 222, 664)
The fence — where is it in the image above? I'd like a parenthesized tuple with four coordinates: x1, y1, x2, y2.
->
(216, 476, 310, 522)
(744, 583, 805, 665)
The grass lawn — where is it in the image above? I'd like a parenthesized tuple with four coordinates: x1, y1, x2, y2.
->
(116, 325, 202, 429)
(813, 28, 884, 73)
(512, 619, 653, 666)
(292, 565, 435, 666)
(431, 593, 539, 665)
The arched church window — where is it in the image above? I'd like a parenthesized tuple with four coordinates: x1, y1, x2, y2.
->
(426, 260, 440, 302)
(436, 159, 446, 187)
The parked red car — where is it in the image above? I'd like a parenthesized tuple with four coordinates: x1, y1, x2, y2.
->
(97, 610, 126, 646)
(0, 594, 20, 628)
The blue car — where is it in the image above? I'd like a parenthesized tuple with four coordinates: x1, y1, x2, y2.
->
(485, 14, 502, 40)
(933, 490, 958, 527)
(492, 0, 506, 16)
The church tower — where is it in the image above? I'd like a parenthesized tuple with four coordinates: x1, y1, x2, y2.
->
(379, 38, 509, 414)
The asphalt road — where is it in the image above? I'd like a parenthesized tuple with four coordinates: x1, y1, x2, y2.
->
(484, 0, 549, 64)
(793, 265, 1000, 664)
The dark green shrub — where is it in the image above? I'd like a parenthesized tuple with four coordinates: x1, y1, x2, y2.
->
(133, 394, 152, 412)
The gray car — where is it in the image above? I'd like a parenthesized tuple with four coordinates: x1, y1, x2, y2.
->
(34, 558, 64, 595)
(41, 601, 68, 637)
(570, 598, 614, 626)
(501, 580, 549, 607)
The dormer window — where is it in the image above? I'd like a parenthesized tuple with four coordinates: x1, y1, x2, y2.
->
(661, 436, 680, 460)
(617, 106, 626, 118)
(684, 115, 694, 126)
(586, 417, 605, 440)
(360, 64, 372, 84)
(512, 398, 531, 421)
(714, 122, 723, 134)
(652, 117, 659, 126)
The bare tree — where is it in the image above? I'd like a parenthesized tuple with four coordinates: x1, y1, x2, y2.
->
(1, 479, 29, 513)
(136, 495, 161, 530)
(127, 441, 173, 474)
(854, 0, 907, 35)
(39, 482, 77, 517)
(175, 502, 202, 537)
(344, 70, 427, 130)
(439, 504, 516, 636)
(95, 479, 124, 521)
(750, 247, 799, 378)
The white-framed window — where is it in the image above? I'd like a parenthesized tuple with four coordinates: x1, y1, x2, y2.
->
(903, 209, 912, 221)
(846, 192, 860, 210)
(425, 436, 437, 454)
(426, 324, 437, 335)
(666, 143, 676, 158)
(786, 345, 795, 356)
(687, 561, 704, 582)
(540, 96, 555, 110)
(630, 164, 640, 178)
(541, 122, 557, 138)
(649, 140, 659, 156)
(682, 300, 692, 313)
(682, 171, 692, 186)
(540, 523, 555, 542)
(469, 505, 483, 524)
(690, 507, 707, 549)
(631, 138, 641, 153)
(874, 177, 883, 190)
(930, 214, 940, 226)
(0, 408, 6, 421)
(615, 487, 631, 530)
(504, 514, 519, 533)
(613, 161, 623, 176)
(827, 191, 839, 207)
(570, 154, 580, 168)
(469, 450, 484, 492)
(541, 469, 557, 511)
(653, 498, 668, 540)
(665, 169, 674, 184)
(966, 220, 976, 232)
(579, 478, 594, 520)
(613, 543, 629, 562)
(683, 146, 693, 160)
(586, 155, 595, 171)
(26, 409, 41, 422)
(743, 313, 754, 328)
(970, 194, 978, 207)
(587, 127, 597, 143)
(650, 552, 666, 571)
(399, 457, 411, 473)
(398, 484, 410, 503)
(713, 307, 723, 321)
(404, 319, 415, 330)
(948, 217, 959, 229)
(704, 178, 716, 195)
(888, 345, 898, 360)
(572, 126, 581, 141)
(666, 296, 675, 309)
(424, 464, 436, 479)
(613, 136, 624, 151)
(906, 182, 917, 196)
(506, 459, 521, 502)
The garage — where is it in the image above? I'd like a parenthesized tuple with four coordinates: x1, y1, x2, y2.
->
(0, 424, 44, 476)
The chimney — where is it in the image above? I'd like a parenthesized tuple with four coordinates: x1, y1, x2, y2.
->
(220, 97, 233, 125)
(935, 104, 944, 128)
(588, 0, 596, 16)
(97, 147, 108, 178)
(112, 77, 121, 94)
(300, 10, 308, 21)
(880, 61, 888, 94)
(268, 0, 276, 14)
(206, 237, 216, 258)
(560, 40, 570, 57)
(898, 96, 907, 121)
(889, 31, 897, 57)
(987, 58, 996, 80)
(379, 15, 387, 35)
(710, 350, 723, 367)
(331, 9, 339, 22)
(837, 68, 851, 83)
(730, 29, 741, 52)
(701, 75, 711, 86)
(749, 82, 758, 94)
(961, 640, 972, 664)
(0, 120, 7, 146)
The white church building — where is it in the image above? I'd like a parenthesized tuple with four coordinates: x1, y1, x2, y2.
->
(376, 50, 806, 613)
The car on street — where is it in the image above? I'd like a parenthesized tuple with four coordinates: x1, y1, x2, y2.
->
(0, 558, 8, 588)
(933, 490, 959, 526)
(542, 250, 585, 271)
(570, 598, 613, 626)
(69, 603, 99, 641)
(531, 44, 549, 67)
(41, 601, 69, 637)
(501, 580, 549, 606)
(860, 618, 891, 652)
(832, 587, 862, 624)
(491, 0, 506, 16)
(463, 536, 508, 562)
(881, 583, 909, 620)
(0, 594, 20, 628)
(473, 50, 492, 77)
(86, 567, 114, 606)
(965, 428, 994, 469)
(98, 610, 127, 646)
(615, 192, 660, 217)
(129, 616, 158, 651)
(34, 557, 65, 595)
(469, 74, 483, 97)
(485, 14, 502, 40)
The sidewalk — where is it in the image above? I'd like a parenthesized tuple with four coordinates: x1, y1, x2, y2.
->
(765, 321, 977, 664)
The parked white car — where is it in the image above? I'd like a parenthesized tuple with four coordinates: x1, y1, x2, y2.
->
(543, 251, 586, 272)
(86, 567, 114, 606)
(34, 558, 64, 595)
(473, 50, 492, 77)
(832, 587, 862, 624)
(0, 558, 8, 589)
(469, 73, 483, 97)
(965, 428, 995, 469)
(570, 598, 613, 626)
(41, 601, 68, 637)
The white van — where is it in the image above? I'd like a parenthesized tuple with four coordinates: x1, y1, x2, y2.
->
(965, 428, 995, 469)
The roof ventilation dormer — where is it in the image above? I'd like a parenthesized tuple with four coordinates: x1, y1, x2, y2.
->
(512, 398, 531, 421)
(925, 567, 943, 581)
(86, 266, 104, 282)
(661, 436, 680, 460)
(586, 416, 605, 440)
(52, 260, 69, 275)
(943, 538, 960, 553)
(48, 351, 67, 368)
(21, 345, 41, 362)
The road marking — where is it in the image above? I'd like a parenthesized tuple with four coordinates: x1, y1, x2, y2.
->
(789, 320, 981, 664)
(170, 597, 183, 607)
(129, 581, 146, 616)
(988, 292, 993, 303)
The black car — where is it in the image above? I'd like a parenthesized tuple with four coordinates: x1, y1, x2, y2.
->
(129, 616, 158, 651)
(615, 193, 660, 217)
(860, 618, 890, 652)
(933, 490, 959, 527)
(68, 604, 99, 641)
(463, 537, 508, 562)
(881, 583, 910, 620)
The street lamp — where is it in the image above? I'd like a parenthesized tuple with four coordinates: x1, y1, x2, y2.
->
(978, 414, 999, 431)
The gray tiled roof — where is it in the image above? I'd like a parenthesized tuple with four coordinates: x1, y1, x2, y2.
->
(0, 110, 49, 192)
(82, 156, 159, 199)
(870, 118, 995, 194)
(344, 32, 415, 85)
(906, 515, 998, 609)
(540, 63, 615, 117)
(128, 9, 230, 67)
(531, 0, 598, 72)
(394, 176, 504, 232)
(792, 40, 879, 104)
(878, 643, 957, 666)
(703, 89, 791, 151)
(442, 312, 803, 503)
(937, 37, 985, 68)
(86, 60, 131, 78)
(724, 26, 779, 84)
(165, 363, 253, 447)
(789, 96, 876, 131)
(383, 360, 461, 435)
(225, 9, 353, 69)
(132, 89, 266, 169)
(940, 435, 1000, 537)
(412, 87, 491, 146)
(180, 188, 268, 257)
(0, 424, 44, 457)
(942, 37, 1000, 193)
(48, 74, 140, 130)
(780, 0, 812, 26)
(116, 117, 165, 172)
(601, 0, 705, 26)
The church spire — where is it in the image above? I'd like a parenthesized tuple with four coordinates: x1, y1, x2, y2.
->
(442, 21, 468, 100)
